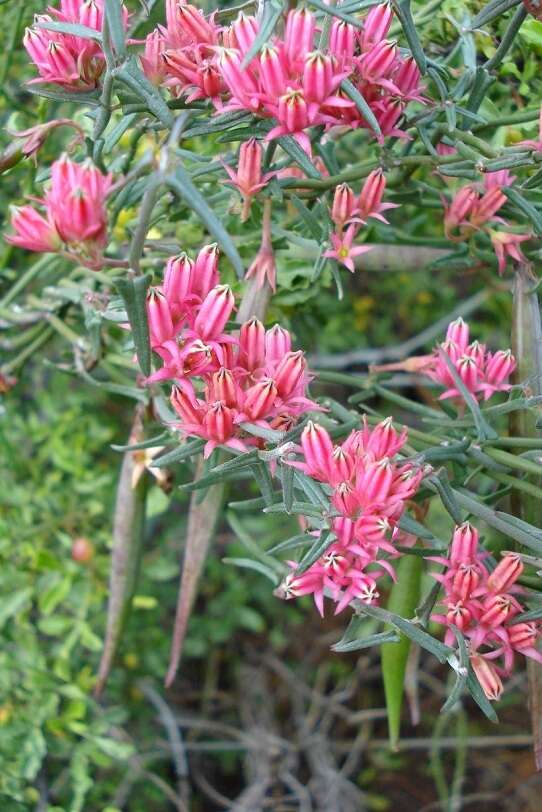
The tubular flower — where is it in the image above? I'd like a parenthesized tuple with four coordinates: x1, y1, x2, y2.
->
(223, 138, 275, 221)
(431, 525, 542, 701)
(24, 0, 128, 90)
(421, 318, 516, 403)
(140, 2, 425, 152)
(275, 417, 425, 616)
(138, 245, 317, 457)
(6, 155, 112, 268)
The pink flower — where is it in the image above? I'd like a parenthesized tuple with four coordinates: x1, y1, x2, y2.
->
(223, 138, 274, 221)
(276, 416, 423, 616)
(331, 183, 357, 228)
(324, 225, 372, 272)
(357, 168, 398, 224)
(140, 29, 167, 84)
(489, 230, 531, 276)
(6, 205, 60, 252)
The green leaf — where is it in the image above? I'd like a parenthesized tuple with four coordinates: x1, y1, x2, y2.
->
(25, 85, 101, 106)
(223, 557, 280, 584)
(36, 20, 102, 40)
(167, 166, 244, 278)
(306, 0, 364, 27)
(359, 604, 453, 662)
(241, 0, 285, 68)
(438, 348, 497, 441)
(267, 533, 314, 555)
(111, 431, 170, 452)
(503, 187, 542, 236)
(381, 555, 423, 749)
(466, 665, 499, 723)
(253, 461, 275, 506)
(290, 194, 325, 240)
(392, 0, 427, 73)
(0, 588, 31, 629)
(104, 0, 126, 59)
(152, 439, 206, 468)
(281, 460, 295, 513)
(114, 274, 152, 377)
(333, 629, 400, 652)
(341, 78, 382, 139)
(277, 136, 322, 179)
(115, 56, 174, 128)
(295, 527, 335, 574)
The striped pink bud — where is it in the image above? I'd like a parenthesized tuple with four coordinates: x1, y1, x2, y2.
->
(204, 401, 235, 444)
(194, 284, 234, 340)
(361, 2, 394, 50)
(487, 554, 523, 593)
(508, 622, 538, 650)
(193, 243, 219, 299)
(329, 20, 356, 64)
(470, 654, 503, 701)
(480, 594, 519, 627)
(445, 317, 470, 351)
(450, 523, 479, 564)
(207, 368, 238, 408)
(303, 51, 335, 104)
(301, 421, 334, 479)
(360, 40, 398, 80)
(278, 89, 310, 132)
(243, 378, 277, 420)
(171, 385, 202, 425)
(452, 563, 480, 601)
(284, 7, 316, 66)
(446, 601, 472, 631)
(239, 317, 266, 371)
(229, 12, 259, 55)
(177, 4, 217, 45)
(273, 350, 306, 398)
(259, 44, 288, 96)
(163, 253, 194, 305)
(147, 288, 175, 345)
(331, 183, 356, 228)
(265, 324, 292, 363)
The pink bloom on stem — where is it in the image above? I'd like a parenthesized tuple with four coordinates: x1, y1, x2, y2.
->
(6, 205, 60, 252)
(357, 168, 398, 224)
(140, 29, 167, 84)
(223, 138, 274, 221)
(284, 7, 316, 69)
(193, 243, 220, 299)
(470, 654, 504, 702)
(443, 185, 477, 240)
(193, 284, 235, 341)
(360, 2, 394, 50)
(331, 183, 356, 229)
(324, 225, 372, 273)
(239, 317, 266, 372)
(245, 198, 276, 291)
(489, 230, 531, 276)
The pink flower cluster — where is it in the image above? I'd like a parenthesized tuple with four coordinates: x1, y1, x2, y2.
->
(431, 523, 542, 701)
(324, 168, 397, 271)
(141, 2, 426, 154)
(6, 155, 112, 269)
(144, 244, 317, 457)
(424, 317, 516, 402)
(444, 170, 530, 275)
(276, 418, 424, 615)
(24, 0, 128, 90)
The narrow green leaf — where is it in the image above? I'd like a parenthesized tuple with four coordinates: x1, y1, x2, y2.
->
(104, 0, 126, 59)
(267, 533, 313, 555)
(392, 0, 427, 73)
(111, 431, 170, 452)
(223, 557, 280, 584)
(503, 187, 542, 236)
(277, 136, 322, 179)
(306, 0, 364, 27)
(182, 111, 252, 138)
(114, 273, 152, 377)
(290, 194, 325, 240)
(438, 348, 497, 441)
(36, 20, 102, 40)
(281, 460, 295, 513)
(152, 439, 206, 468)
(294, 470, 329, 508)
(333, 630, 399, 653)
(341, 78, 382, 139)
(25, 85, 101, 106)
(167, 167, 244, 278)
(440, 626, 469, 714)
(427, 472, 464, 525)
(241, 0, 285, 68)
(115, 57, 174, 129)
(359, 604, 453, 662)
(295, 527, 335, 574)
(253, 461, 275, 506)
(381, 555, 423, 749)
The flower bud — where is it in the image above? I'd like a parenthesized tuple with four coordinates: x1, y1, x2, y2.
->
(329, 20, 356, 64)
(163, 253, 194, 306)
(259, 44, 288, 96)
(243, 378, 277, 420)
(230, 12, 259, 55)
(361, 2, 394, 50)
(450, 523, 479, 564)
(487, 553, 524, 593)
(177, 3, 217, 45)
(470, 654, 503, 701)
(273, 350, 306, 398)
(194, 285, 235, 340)
(171, 384, 203, 425)
(203, 401, 234, 443)
(284, 7, 316, 66)
(446, 601, 472, 631)
(508, 622, 538, 650)
(193, 243, 219, 299)
(445, 317, 469, 351)
(303, 51, 335, 104)
(301, 421, 334, 480)
(71, 537, 94, 563)
(452, 563, 480, 601)
(208, 368, 238, 408)
(239, 317, 266, 371)
(265, 324, 292, 363)
(480, 594, 519, 627)
(147, 287, 175, 346)
(360, 40, 397, 81)
(331, 183, 356, 228)
(278, 89, 310, 133)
